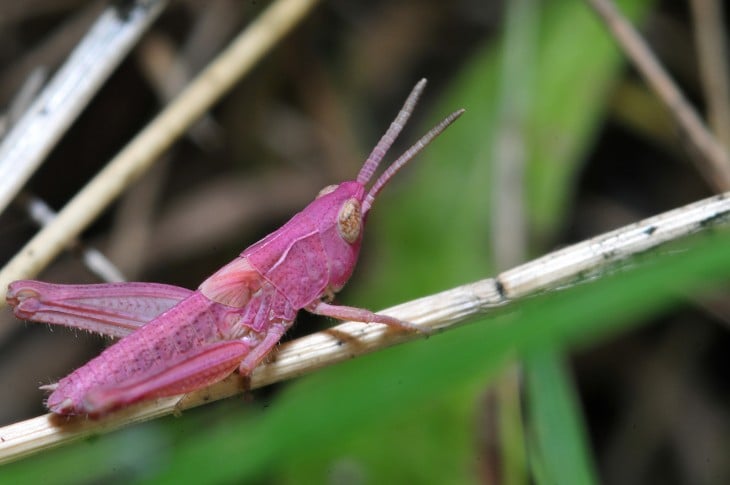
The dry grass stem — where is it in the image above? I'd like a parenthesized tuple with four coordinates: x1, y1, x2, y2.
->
(0, 0, 167, 215)
(0, 2, 105, 107)
(690, 0, 730, 147)
(586, 0, 730, 190)
(18, 193, 125, 283)
(0, 0, 320, 299)
(2, 190, 730, 464)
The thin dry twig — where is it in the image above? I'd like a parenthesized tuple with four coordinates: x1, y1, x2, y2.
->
(689, 0, 730, 148)
(0, 58, 125, 284)
(0, 68, 47, 137)
(586, 0, 730, 190)
(17, 193, 126, 283)
(0, 1, 105, 104)
(0, 0, 168, 215)
(0, 0, 321, 298)
(2, 189, 730, 464)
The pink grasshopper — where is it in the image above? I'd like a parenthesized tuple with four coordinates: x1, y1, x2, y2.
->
(6, 79, 463, 416)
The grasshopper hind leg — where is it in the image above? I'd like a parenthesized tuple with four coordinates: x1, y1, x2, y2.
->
(59, 340, 252, 416)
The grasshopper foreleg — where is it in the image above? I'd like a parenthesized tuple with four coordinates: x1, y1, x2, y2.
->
(307, 301, 429, 334)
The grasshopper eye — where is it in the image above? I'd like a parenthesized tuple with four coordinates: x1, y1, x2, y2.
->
(337, 198, 361, 244)
(317, 184, 338, 198)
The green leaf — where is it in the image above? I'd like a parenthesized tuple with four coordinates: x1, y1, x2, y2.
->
(5, 229, 729, 485)
(144, 229, 730, 483)
(526, 350, 598, 485)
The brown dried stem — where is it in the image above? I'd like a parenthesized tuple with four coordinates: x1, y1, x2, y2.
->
(690, 0, 730, 148)
(586, 0, 730, 190)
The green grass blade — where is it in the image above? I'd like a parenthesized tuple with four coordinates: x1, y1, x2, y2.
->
(526, 350, 598, 485)
(141, 230, 730, 483)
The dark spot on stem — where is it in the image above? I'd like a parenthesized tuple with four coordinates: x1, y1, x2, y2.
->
(494, 278, 506, 298)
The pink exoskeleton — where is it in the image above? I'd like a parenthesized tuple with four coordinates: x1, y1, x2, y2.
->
(6, 79, 464, 416)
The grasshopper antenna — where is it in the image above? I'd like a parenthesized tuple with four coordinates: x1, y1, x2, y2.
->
(357, 79, 428, 185)
(362, 108, 464, 215)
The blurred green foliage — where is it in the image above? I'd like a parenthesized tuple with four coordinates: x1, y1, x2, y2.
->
(11, 0, 719, 484)
(6, 220, 730, 484)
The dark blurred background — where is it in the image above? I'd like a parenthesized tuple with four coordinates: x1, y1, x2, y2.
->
(0, 1, 728, 483)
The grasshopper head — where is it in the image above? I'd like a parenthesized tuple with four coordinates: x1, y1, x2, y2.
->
(311, 79, 463, 290)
